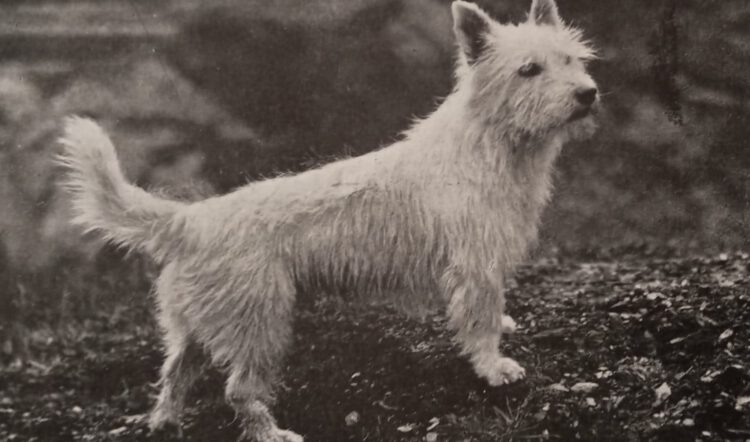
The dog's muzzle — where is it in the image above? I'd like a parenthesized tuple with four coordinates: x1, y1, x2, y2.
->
(568, 106, 593, 122)
(568, 87, 598, 122)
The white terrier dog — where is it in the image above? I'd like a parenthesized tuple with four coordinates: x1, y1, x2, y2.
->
(58, 1, 598, 440)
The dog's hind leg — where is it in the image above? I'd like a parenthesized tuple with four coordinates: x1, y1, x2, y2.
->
(225, 367, 302, 442)
(149, 311, 204, 434)
(219, 264, 302, 442)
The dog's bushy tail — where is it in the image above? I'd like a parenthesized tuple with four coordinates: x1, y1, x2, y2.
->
(57, 117, 184, 262)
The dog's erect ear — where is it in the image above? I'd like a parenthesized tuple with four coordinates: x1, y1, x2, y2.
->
(529, 0, 562, 27)
(452, 1, 494, 65)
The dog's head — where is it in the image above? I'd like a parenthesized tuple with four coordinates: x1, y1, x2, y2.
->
(452, 0, 599, 142)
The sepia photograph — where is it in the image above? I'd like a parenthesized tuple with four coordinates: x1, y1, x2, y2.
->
(0, 0, 748, 441)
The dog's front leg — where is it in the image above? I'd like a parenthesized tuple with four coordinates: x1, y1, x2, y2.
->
(442, 262, 525, 386)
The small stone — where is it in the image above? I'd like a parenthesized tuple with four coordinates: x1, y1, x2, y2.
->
(653, 382, 671, 407)
(425, 432, 438, 442)
(345, 411, 360, 426)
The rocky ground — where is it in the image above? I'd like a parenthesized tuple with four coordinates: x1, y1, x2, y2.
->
(1, 252, 749, 442)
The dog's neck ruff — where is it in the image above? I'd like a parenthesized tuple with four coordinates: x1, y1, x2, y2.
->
(396, 79, 564, 268)
(404, 82, 563, 186)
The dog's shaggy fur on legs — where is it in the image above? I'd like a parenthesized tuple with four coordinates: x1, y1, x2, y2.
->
(57, 1, 598, 440)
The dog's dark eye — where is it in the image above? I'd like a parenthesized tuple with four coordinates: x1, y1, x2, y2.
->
(518, 62, 542, 77)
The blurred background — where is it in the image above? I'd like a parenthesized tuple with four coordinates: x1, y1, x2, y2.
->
(0, 0, 748, 357)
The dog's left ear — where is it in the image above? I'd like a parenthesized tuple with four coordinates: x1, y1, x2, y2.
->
(530, 0, 562, 27)
(452, 1, 494, 65)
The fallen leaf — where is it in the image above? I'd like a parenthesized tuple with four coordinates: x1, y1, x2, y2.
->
(375, 399, 399, 410)
(108, 427, 127, 436)
(735, 396, 750, 411)
(701, 369, 720, 383)
(397, 424, 415, 433)
(122, 414, 146, 425)
(427, 417, 439, 431)
(718, 329, 734, 342)
(571, 382, 599, 393)
(547, 383, 569, 392)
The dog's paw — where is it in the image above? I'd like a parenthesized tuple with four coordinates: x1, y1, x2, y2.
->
(500, 315, 517, 334)
(149, 421, 183, 439)
(274, 429, 304, 442)
(481, 357, 526, 386)
(148, 409, 183, 438)
(244, 428, 304, 442)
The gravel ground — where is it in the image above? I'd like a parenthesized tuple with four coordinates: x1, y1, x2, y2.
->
(1, 252, 749, 441)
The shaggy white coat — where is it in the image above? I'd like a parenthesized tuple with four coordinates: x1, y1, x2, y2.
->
(58, 1, 598, 440)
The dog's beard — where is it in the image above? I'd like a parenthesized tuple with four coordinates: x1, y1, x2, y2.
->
(541, 112, 596, 145)
(567, 106, 592, 122)
(561, 103, 598, 138)
(563, 115, 597, 141)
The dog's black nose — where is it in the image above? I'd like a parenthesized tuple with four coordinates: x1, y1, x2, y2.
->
(575, 87, 598, 106)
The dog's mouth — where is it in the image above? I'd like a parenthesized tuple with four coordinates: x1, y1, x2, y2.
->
(567, 106, 593, 122)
